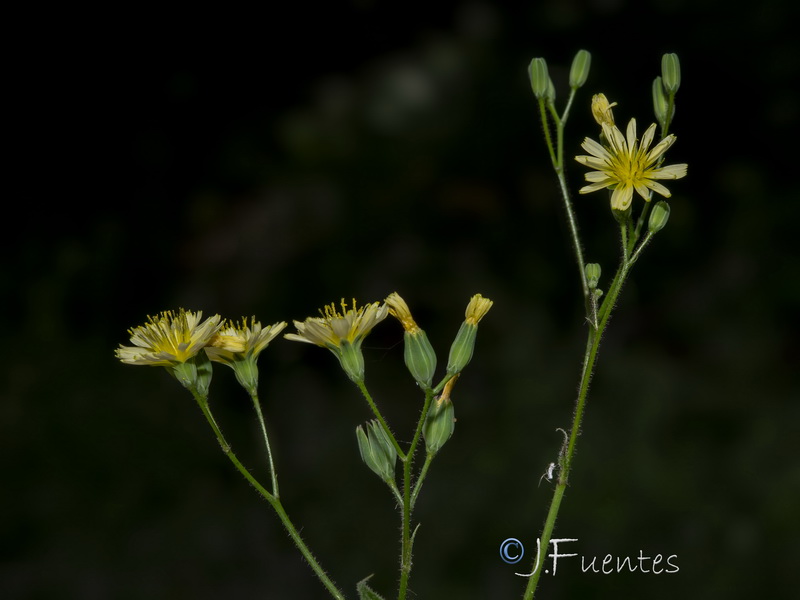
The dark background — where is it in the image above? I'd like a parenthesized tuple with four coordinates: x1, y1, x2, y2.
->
(4, 0, 798, 598)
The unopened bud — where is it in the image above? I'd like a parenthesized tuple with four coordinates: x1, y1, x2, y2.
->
(423, 377, 457, 455)
(528, 58, 550, 100)
(404, 330, 437, 388)
(648, 201, 671, 234)
(661, 53, 681, 94)
(569, 49, 591, 89)
(585, 263, 601, 289)
(356, 420, 397, 483)
(386, 292, 437, 388)
(446, 294, 492, 376)
(652, 77, 672, 128)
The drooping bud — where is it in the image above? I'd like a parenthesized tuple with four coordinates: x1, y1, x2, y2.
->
(385, 292, 437, 388)
(423, 376, 457, 455)
(648, 201, 671, 234)
(356, 420, 397, 484)
(661, 53, 681, 94)
(569, 49, 591, 89)
(446, 294, 493, 376)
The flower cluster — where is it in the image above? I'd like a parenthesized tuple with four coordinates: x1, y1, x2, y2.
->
(116, 309, 286, 395)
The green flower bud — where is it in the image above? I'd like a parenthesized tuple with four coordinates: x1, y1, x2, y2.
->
(546, 76, 556, 104)
(423, 378, 457, 455)
(385, 292, 437, 388)
(404, 330, 437, 388)
(569, 49, 591, 89)
(446, 294, 492, 376)
(356, 420, 397, 483)
(338, 340, 365, 383)
(652, 76, 672, 129)
(528, 58, 550, 100)
(585, 263, 601, 289)
(648, 201, 671, 234)
(661, 53, 681, 94)
(446, 321, 476, 376)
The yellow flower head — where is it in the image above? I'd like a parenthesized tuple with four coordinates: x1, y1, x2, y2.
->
(591, 93, 617, 126)
(205, 318, 287, 365)
(385, 292, 421, 334)
(116, 309, 222, 366)
(284, 299, 388, 351)
(465, 294, 493, 325)
(575, 118, 687, 211)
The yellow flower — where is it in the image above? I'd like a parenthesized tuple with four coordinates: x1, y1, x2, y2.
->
(385, 292, 421, 334)
(575, 118, 687, 211)
(205, 317, 287, 394)
(206, 318, 287, 365)
(285, 299, 389, 382)
(464, 294, 493, 325)
(116, 309, 222, 366)
(285, 299, 388, 350)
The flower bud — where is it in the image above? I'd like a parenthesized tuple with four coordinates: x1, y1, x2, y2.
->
(585, 263, 601, 289)
(648, 201, 671, 234)
(528, 58, 550, 100)
(569, 49, 591, 89)
(652, 77, 672, 129)
(404, 330, 437, 388)
(385, 292, 437, 388)
(356, 420, 397, 483)
(423, 377, 457, 455)
(661, 53, 681, 94)
(446, 294, 493, 376)
(545, 76, 556, 104)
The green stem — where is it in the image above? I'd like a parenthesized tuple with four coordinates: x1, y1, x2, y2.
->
(192, 393, 346, 600)
(410, 452, 434, 509)
(521, 258, 630, 599)
(537, 94, 590, 316)
(397, 387, 435, 600)
(249, 391, 280, 497)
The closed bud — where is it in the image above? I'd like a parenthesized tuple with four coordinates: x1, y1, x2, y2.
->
(661, 53, 681, 94)
(569, 49, 591, 89)
(356, 420, 397, 483)
(652, 77, 672, 128)
(446, 294, 493, 376)
(585, 263, 601, 289)
(404, 330, 437, 388)
(385, 292, 437, 388)
(546, 76, 556, 104)
(528, 57, 550, 100)
(446, 321, 477, 376)
(648, 201, 671, 234)
(423, 377, 457, 455)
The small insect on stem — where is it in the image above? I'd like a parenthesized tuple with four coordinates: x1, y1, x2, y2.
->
(538, 462, 556, 487)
